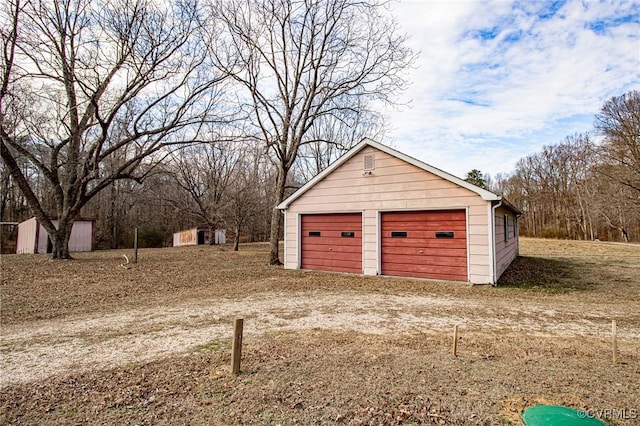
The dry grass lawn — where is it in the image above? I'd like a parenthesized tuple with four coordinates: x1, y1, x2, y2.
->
(1, 238, 639, 425)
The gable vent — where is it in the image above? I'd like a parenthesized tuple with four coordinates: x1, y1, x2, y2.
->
(363, 154, 375, 171)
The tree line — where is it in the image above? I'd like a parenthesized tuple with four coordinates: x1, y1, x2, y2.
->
(1, 0, 411, 258)
(488, 90, 639, 242)
(1, 0, 637, 259)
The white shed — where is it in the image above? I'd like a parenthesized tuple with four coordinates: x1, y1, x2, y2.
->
(277, 139, 521, 284)
(16, 217, 95, 254)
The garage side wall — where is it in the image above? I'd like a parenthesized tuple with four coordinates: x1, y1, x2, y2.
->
(283, 146, 492, 283)
(494, 206, 519, 280)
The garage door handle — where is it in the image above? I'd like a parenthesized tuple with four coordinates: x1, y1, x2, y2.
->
(329, 247, 333, 251)
(418, 250, 423, 254)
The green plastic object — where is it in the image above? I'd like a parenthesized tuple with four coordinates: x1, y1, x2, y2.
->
(522, 405, 606, 426)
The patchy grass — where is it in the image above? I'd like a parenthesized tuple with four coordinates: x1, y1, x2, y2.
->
(497, 256, 583, 292)
(2, 239, 639, 325)
(1, 238, 639, 425)
(2, 330, 638, 425)
(497, 238, 640, 300)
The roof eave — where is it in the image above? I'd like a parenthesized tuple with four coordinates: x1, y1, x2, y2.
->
(495, 197, 522, 215)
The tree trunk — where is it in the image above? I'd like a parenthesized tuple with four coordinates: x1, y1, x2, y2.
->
(269, 168, 286, 265)
(110, 182, 118, 249)
(619, 211, 629, 242)
(50, 216, 74, 259)
(209, 226, 216, 245)
(233, 224, 240, 251)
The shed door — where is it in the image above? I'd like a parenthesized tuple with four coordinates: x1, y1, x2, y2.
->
(301, 213, 362, 274)
(381, 210, 467, 281)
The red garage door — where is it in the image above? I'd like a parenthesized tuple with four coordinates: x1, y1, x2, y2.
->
(381, 210, 467, 281)
(301, 213, 362, 274)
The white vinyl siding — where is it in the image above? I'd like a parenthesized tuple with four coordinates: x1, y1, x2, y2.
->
(494, 207, 518, 280)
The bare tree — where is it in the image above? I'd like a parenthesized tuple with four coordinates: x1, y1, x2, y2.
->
(0, 0, 227, 258)
(162, 138, 272, 251)
(211, 0, 415, 264)
(164, 139, 240, 235)
(294, 105, 387, 182)
(497, 130, 639, 242)
(595, 90, 640, 195)
(224, 142, 268, 250)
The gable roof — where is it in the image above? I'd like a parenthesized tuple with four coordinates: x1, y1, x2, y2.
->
(278, 138, 507, 210)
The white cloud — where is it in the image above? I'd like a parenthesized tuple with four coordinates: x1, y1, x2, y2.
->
(382, 0, 640, 178)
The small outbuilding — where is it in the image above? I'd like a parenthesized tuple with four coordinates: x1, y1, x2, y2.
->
(173, 227, 226, 247)
(16, 217, 95, 254)
(277, 138, 520, 284)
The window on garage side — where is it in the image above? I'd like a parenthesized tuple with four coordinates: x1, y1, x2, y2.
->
(504, 215, 509, 242)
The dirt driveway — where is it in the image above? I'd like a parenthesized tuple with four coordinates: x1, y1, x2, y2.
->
(4, 289, 637, 386)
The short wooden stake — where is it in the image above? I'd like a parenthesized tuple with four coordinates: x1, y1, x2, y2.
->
(452, 325, 459, 357)
(231, 318, 244, 374)
(612, 320, 617, 365)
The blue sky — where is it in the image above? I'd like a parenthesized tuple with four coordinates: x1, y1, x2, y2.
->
(383, 0, 640, 178)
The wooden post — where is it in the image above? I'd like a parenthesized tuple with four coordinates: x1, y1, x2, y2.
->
(452, 325, 459, 357)
(612, 320, 617, 365)
(231, 318, 244, 374)
(133, 227, 138, 264)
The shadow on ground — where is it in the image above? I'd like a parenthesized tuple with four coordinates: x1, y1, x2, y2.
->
(497, 256, 589, 292)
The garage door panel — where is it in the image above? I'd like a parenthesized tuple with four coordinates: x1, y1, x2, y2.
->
(302, 258, 362, 270)
(301, 213, 362, 274)
(381, 239, 467, 249)
(302, 244, 362, 254)
(381, 230, 467, 239)
(384, 246, 467, 257)
(383, 262, 466, 275)
(303, 263, 364, 274)
(382, 268, 467, 282)
(382, 254, 467, 267)
(302, 230, 361, 239)
(307, 249, 362, 262)
(382, 211, 464, 221)
(381, 210, 467, 281)
(302, 224, 362, 232)
(303, 254, 361, 265)
(302, 236, 361, 247)
(302, 214, 362, 224)
(381, 221, 466, 231)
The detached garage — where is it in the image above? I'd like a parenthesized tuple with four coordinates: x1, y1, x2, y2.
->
(278, 138, 520, 284)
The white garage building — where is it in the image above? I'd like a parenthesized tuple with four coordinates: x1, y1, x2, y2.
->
(277, 139, 520, 284)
